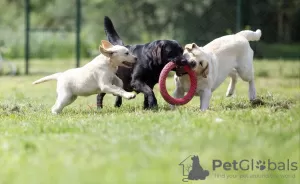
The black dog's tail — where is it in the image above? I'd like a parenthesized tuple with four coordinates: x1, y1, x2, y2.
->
(104, 16, 124, 46)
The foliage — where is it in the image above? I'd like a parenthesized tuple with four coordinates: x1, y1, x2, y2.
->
(256, 43, 300, 59)
(0, 0, 300, 59)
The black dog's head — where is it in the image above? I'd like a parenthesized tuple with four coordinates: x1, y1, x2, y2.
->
(149, 40, 188, 75)
(150, 40, 186, 64)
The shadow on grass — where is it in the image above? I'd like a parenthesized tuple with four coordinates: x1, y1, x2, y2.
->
(1, 93, 297, 116)
(0, 103, 48, 116)
(0, 104, 23, 116)
(220, 95, 294, 111)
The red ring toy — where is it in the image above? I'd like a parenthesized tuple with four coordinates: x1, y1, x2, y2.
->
(159, 62, 197, 105)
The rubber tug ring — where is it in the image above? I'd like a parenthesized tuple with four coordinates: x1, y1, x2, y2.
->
(159, 62, 197, 105)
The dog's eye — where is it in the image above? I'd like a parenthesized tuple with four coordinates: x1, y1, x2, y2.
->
(199, 60, 204, 67)
(125, 52, 129, 55)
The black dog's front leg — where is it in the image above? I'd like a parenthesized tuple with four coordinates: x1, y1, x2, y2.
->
(97, 93, 106, 109)
(143, 95, 149, 109)
(145, 89, 157, 109)
(114, 96, 122, 107)
(131, 80, 157, 109)
(98, 93, 122, 109)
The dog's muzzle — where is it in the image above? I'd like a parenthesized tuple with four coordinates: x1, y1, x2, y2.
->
(171, 57, 189, 76)
(122, 61, 134, 67)
(174, 57, 188, 66)
(175, 66, 188, 76)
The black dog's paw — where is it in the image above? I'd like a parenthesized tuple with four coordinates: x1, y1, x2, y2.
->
(145, 102, 158, 110)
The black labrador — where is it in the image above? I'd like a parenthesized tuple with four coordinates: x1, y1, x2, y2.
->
(97, 16, 187, 109)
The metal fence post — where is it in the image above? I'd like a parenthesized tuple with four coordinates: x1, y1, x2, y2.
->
(25, 0, 30, 75)
(75, 0, 81, 68)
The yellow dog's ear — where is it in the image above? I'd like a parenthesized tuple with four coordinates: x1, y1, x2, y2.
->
(202, 64, 209, 78)
(101, 40, 113, 49)
(185, 43, 198, 51)
(99, 45, 114, 58)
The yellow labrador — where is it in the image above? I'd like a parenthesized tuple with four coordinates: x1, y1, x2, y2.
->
(173, 29, 262, 111)
(33, 40, 137, 114)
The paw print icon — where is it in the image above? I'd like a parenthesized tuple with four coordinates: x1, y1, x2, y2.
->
(256, 160, 266, 170)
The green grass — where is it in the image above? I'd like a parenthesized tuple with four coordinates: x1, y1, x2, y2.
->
(0, 59, 299, 184)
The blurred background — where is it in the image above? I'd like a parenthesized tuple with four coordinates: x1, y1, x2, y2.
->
(0, 0, 299, 75)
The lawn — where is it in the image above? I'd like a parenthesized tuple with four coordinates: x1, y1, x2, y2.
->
(0, 59, 299, 184)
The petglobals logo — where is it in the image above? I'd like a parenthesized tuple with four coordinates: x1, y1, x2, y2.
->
(179, 156, 299, 182)
(212, 159, 298, 171)
(179, 155, 210, 182)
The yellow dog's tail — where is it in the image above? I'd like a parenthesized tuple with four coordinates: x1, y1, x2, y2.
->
(32, 73, 61, 85)
(236, 29, 262, 41)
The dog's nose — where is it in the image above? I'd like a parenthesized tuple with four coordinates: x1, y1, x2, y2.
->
(181, 58, 188, 65)
(189, 61, 196, 68)
(174, 57, 188, 66)
(134, 57, 138, 62)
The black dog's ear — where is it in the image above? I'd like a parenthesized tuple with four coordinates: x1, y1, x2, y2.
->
(151, 43, 163, 64)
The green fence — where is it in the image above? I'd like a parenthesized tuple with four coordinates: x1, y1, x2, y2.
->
(24, 0, 82, 75)
(0, 0, 299, 75)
